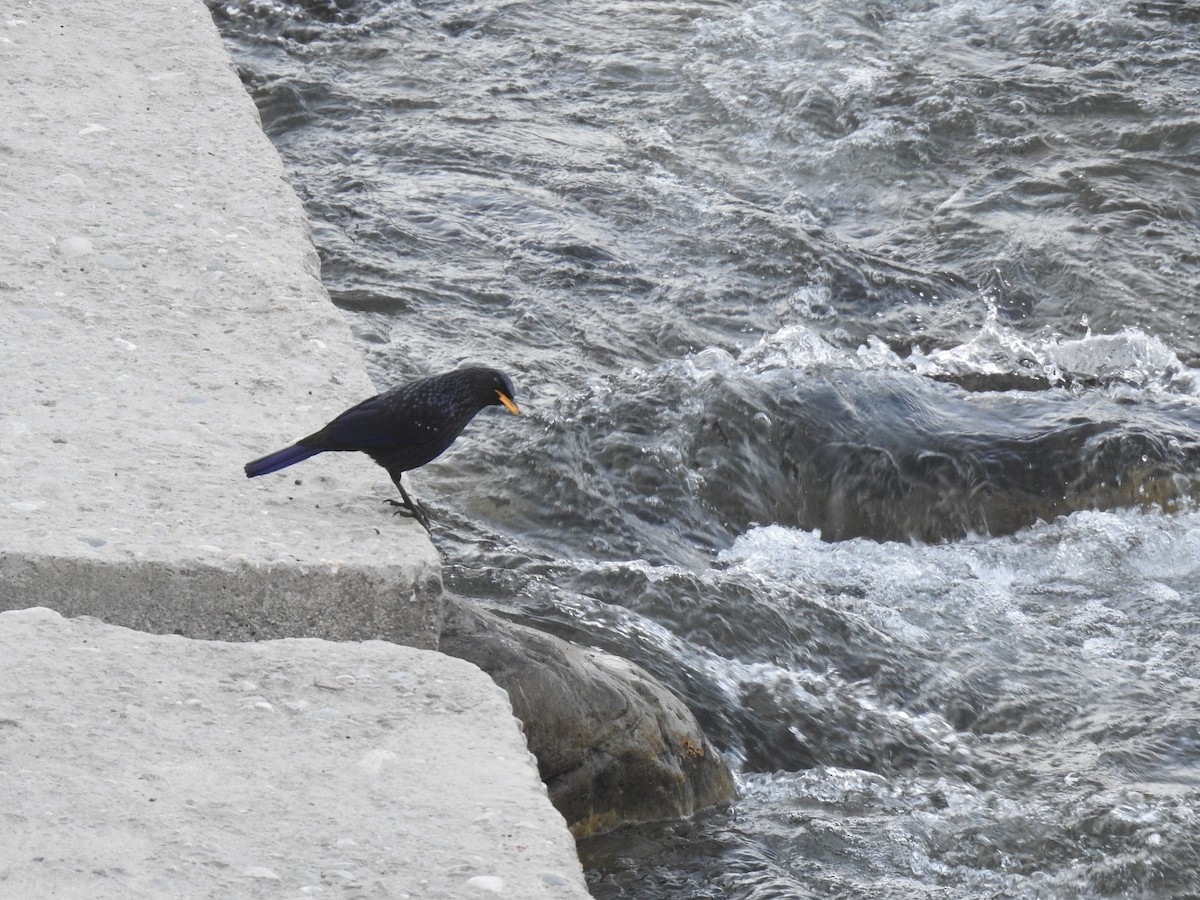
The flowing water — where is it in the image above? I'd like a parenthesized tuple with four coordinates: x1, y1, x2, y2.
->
(209, 0, 1200, 895)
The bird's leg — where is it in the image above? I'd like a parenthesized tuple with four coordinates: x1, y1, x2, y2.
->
(384, 472, 431, 531)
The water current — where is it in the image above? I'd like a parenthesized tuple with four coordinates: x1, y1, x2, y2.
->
(209, 0, 1200, 895)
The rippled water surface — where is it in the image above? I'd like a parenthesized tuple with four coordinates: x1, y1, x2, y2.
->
(210, 0, 1200, 894)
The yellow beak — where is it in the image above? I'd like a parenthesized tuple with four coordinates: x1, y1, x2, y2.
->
(497, 391, 520, 415)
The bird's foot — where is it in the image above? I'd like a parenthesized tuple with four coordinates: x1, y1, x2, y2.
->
(384, 497, 432, 532)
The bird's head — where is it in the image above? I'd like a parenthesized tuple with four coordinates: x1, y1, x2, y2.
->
(465, 367, 519, 415)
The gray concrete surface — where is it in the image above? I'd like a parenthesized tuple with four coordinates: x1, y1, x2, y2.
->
(0, 3, 591, 897)
(0, 0, 441, 647)
(0, 608, 588, 899)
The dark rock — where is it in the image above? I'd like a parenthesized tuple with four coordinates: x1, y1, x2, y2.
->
(439, 597, 736, 838)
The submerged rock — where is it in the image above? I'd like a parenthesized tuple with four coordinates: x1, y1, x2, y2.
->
(439, 597, 736, 838)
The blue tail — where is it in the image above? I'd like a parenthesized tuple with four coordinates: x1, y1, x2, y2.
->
(244, 443, 324, 478)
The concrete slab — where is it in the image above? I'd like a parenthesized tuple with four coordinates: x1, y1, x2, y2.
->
(0, 1, 441, 645)
(0, 608, 590, 899)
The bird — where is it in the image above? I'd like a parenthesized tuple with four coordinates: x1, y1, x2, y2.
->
(244, 366, 519, 529)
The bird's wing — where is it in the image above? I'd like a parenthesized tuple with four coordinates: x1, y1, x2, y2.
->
(301, 390, 453, 451)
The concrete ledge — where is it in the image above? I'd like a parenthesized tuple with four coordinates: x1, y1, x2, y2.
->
(0, 608, 589, 899)
(0, 553, 443, 645)
(0, 1, 440, 644)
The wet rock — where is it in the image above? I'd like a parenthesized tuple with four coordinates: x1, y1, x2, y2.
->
(440, 597, 736, 838)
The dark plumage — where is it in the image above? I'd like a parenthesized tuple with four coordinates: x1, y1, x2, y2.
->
(245, 366, 519, 528)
